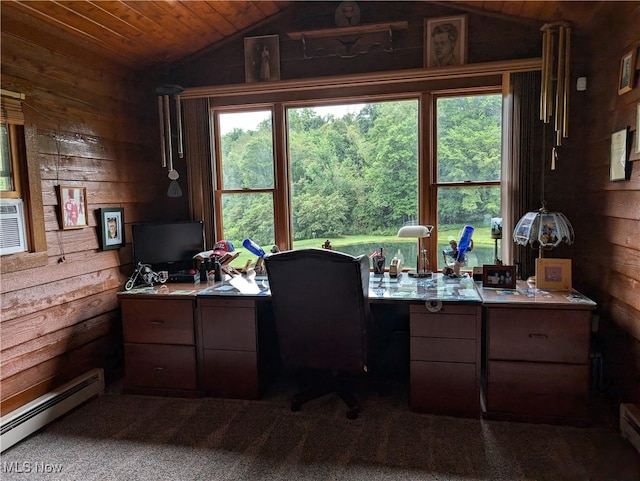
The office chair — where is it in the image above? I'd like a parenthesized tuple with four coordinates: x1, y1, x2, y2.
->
(264, 248, 371, 419)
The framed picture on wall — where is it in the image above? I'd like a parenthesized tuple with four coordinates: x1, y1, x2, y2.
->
(424, 15, 467, 68)
(535, 258, 572, 291)
(618, 47, 637, 95)
(610, 127, 629, 181)
(57, 185, 88, 230)
(98, 207, 125, 250)
(244, 34, 280, 83)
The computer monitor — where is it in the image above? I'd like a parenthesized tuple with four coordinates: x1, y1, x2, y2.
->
(131, 221, 204, 273)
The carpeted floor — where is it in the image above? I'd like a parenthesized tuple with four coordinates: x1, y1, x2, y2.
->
(1, 381, 639, 481)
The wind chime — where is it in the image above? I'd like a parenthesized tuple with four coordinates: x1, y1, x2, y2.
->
(540, 21, 571, 169)
(156, 84, 184, 197)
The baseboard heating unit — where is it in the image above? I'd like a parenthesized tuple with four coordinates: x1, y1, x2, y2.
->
(620, 403, 640, 455)
(1, 368, 104, 452)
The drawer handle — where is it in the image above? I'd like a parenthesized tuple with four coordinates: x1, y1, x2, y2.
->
(152, 366, 166, 371)
(529, 333, 548, 340)
(149, 320, 165, 325)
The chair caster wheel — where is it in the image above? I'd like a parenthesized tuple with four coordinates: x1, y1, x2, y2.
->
(346, 408, 360, 420)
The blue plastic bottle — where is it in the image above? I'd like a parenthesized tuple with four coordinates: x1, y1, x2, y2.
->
(242, 238, 266, 258)
(456, 225, 474, 262)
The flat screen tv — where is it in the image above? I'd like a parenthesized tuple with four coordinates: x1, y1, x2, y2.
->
(131, 220, 204, 273)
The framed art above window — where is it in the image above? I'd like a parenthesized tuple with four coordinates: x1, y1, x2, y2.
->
(424, 15, 467, 68)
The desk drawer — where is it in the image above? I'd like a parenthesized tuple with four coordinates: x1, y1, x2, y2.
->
(487, 308, 589, 363)
(200, 306, 256, 351)
(124, 343, 197, 390)
(410, 337, 476, 363)
(202, 349, 258, 399)
(122, 298, 194, 345)
(410, 360, 478, 416)
(410, 304, 478, 339)
(486, 360, 588, 418)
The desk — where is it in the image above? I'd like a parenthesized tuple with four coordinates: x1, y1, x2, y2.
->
(119, 273, 483, 416)
(118, 275, 596, 423)
(479, 281, 596, 425)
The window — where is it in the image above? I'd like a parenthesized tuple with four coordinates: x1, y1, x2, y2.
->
(1, 99, 25, 198)
(198, 64, 522, 271)
(0, 91, 46, 265)
(433, 92, 503, 270)
(215, 109, 276, 259)
(213, 100, 420, 268)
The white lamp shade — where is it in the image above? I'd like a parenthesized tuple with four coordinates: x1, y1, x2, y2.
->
(397, 225, 433, 238)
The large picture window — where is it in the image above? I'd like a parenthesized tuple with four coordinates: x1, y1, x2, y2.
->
(213, 100, 421, 268)
(207, 83, 505, 272)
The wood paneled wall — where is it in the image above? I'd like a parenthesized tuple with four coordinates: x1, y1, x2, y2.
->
(560, 5, 639, 402)
(0, 5, 188, 414)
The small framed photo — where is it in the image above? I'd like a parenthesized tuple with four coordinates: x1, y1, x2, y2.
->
(58, 185, 88, 230)
(618, 47, 637, 95)
(424, 15, 467, 68)
(98, 207, 125, 250)
(244, 34, 280, 83)
(482, 264, 516, 289)
(610, 127, 630, 181)
(535, 258, 572, 291)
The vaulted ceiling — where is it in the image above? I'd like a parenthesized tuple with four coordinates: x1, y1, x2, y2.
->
(1, 1, 620, 69)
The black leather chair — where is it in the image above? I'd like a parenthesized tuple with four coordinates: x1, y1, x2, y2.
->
(264, 248, 371, 419)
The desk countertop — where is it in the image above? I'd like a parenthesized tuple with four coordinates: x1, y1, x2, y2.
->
(196, 272, 482, 303)
(118, 274, 594, 308)
(478, 280, 596, 309)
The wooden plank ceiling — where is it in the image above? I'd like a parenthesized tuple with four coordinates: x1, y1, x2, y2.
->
(3, 1, 614, 69)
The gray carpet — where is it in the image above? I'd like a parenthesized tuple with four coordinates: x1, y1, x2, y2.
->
(1, 385, 639, 481)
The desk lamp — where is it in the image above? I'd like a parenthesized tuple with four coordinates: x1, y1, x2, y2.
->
(397, 224, 433, 277)
(491, 217, 502, 264)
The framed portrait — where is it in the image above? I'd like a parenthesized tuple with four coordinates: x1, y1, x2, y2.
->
(610, 127, 629, 181)
(618, 47, 637, 95)
(98, 207, 125, 250)
(482, 264, 516, 289)
(244, 34, 280, 83)
(535, 258, 572, 291)
(57, 185, 88, 230)
(424, 15, 467, 68)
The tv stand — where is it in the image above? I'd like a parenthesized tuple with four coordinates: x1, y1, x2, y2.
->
(168, 271, 199, 283)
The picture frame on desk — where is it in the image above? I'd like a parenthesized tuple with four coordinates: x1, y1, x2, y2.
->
(97, 207, 125, 250)
(535, 258, 572, 290)
(482, 264, 516, 289)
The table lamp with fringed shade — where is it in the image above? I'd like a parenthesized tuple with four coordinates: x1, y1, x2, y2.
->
(397, 224, 433, 277)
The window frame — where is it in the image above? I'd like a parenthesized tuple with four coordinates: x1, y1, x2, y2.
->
(428, 88, 504, 269)
(0, 93, 47, 270)
(185, 59, 539, 268)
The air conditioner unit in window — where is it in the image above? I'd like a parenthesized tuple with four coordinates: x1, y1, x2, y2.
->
(0, 198, 27, 255)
